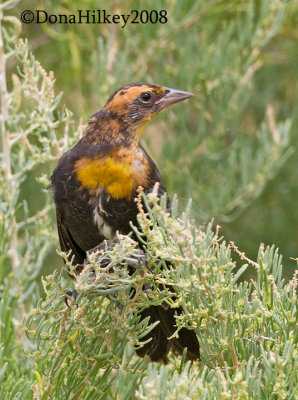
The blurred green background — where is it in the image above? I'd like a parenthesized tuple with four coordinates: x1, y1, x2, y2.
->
(10, 0, 297, 279)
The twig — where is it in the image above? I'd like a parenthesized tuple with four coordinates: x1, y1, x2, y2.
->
(0, 10, 20, 270)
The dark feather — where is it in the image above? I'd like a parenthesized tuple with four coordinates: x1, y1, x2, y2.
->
(136, 306, 170, 363)
(56, 209, 86, 268)
(137, 305, 200, 362)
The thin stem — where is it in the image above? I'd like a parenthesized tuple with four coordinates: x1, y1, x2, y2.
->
(0, 10, 20, 270)
(0, 0, 16, 11)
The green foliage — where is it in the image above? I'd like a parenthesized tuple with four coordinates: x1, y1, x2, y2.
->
(0, 6, 81, 399)
(0, 0, 297, 399)
(24, 191, 298, 399)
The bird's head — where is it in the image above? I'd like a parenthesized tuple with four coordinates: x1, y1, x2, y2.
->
(103, 82, 193, 133)
(86, 83, 193, 146)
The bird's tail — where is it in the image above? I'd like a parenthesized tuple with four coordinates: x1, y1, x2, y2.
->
(136, 305, 200, 363)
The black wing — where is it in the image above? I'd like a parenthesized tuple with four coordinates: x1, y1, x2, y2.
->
(56, 209, 86, 268)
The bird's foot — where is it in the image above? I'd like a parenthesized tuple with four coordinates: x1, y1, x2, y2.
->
(65, 289, 78, 308)
(88, 240, 148, 274)
(127, 248, 148, 275)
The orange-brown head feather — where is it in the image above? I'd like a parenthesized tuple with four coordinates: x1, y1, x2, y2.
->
(104, 84, 165, 115)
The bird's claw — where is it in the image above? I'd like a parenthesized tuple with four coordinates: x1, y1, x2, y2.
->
(65, 289, 78, 308)
(127, 249, 148, 273)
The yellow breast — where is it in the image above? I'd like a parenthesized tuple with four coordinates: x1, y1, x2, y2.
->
(75, 156, 133, 199)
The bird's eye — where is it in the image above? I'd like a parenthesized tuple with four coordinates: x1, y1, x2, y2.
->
(140, 92, 152, 102)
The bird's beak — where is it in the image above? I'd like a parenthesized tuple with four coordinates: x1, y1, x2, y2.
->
(155, 87, 194, 110)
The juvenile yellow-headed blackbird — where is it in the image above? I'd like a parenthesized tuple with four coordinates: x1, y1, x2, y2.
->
(50, 83, 200, 363)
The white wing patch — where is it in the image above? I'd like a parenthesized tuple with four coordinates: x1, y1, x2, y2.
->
(93, 207, 115, 240)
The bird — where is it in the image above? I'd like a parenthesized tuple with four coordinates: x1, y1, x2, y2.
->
(50, 83, 200, 363)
